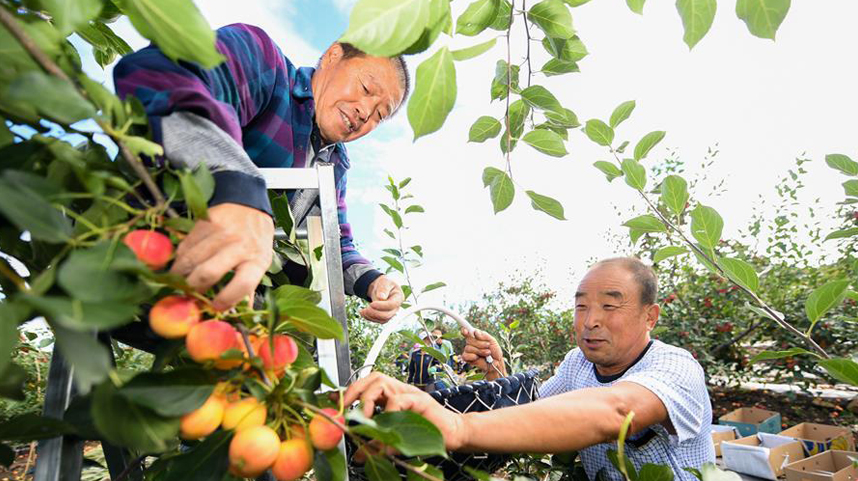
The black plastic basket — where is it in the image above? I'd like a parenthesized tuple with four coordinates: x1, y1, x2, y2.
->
(348, 369, 540, 481)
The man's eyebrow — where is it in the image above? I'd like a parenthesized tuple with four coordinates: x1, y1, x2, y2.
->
(574, 291, 585, 299)
(603, 290, 624, 300)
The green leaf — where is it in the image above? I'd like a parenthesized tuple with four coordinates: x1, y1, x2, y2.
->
(627, 0, 646, 14)
(489, 0, 512, 30)
(528, 0, 576, 39)
(57, 242, 148, 303)
(676, 0, 717, 49)
(119, 368, 215, 417)
(22, 295, 138, 331)
(379, 204, 403, 228)
(735, 0, 790, 40)
(805, 280, 850, 329)
(0, 119, 13, 148)
(341, 0, 429, 56)
(653, 246, 688, 263)
(155, 430, 232, 481)
(749, 348, 817, 364)
(118, 0, 225, 68)
(192, 163, 215, 203)
(406, 462, 444, 481)
(469, 116, 502, 142)
(3, 72, 96, 125)
(818, 358, 858, 387)
(0, 414, 77, 442)
(546, 108, 580, 128)
(520, 85, 564, 113)
(314, 447, 347, 481)
(542, 36, 588, 62)
(272, 285, 322, 305)
(690, 204, 723, 250)
(537, 123, 568, 140)
(405, 205, 425, 214)
(660, 174, 689, 215)
(408, 47, 457, 140)
(366, 455, 400, 481)
(623, 215, 666, 233)
(695, 463, 743, 481)
(382, 256, 405, 273)
(402, 0, 450, 55)
(92, 380, 180, 453)
(491, 60, 520, 101)
(0, 302, 28, 375)
(541, 58, 580, 76)
(522, 129, 568, 157)
(482, 167, 514, 214)
(422, 282, 447, 293)
(634, 130, 666, 160)
(584, 119, 614, 147)
(621, 158, 647, 190)
(277, 300, 344, 341)
(609, 100, 636, 128)
(121, 135, 164, 158)
(825, 153, 858, 176)
(374, 411, 447, 457)
(825, 228, 858, 241)
(594, 161, 623, 182)
(456, 0, 500, 36)
(452, 38, 497, 61)
(507, 99, 530, 139)
(53, 325, 112, 395)
(179, 169, 209, 220)
(0, 364, 26, 401)
(0, 178, 71, 243)
(843, 179, 858, 198)
(719, 257, 759, 293)
(639, 464, 673, 481)
(526, 190, 566, 220)
(41, 0, 102, 36)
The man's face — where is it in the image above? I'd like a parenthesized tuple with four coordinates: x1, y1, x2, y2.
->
(312, 44, 404, 144)
(432, 330, 443, 344)
(573, 264, 659, 374)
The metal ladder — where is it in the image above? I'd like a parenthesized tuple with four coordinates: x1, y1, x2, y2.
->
(33, 163, 353, 481)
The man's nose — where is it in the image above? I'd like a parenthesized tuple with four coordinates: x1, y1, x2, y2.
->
(581, 309, 602, 330)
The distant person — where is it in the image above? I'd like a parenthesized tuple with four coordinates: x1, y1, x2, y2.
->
(432, 328, 455, 367)
(406, 331, 441, 392)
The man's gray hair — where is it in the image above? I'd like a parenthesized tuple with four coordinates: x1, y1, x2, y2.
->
(594, 257, 659, 305)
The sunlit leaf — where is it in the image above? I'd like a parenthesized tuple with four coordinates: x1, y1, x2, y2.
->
(526, 190, 566, 220)
(749, 348, 817, 364)
(621, 158, 646, 190)
(805, 280, 850, 331)
(719, 257, 759, 293)
(627, 0, 646, 14)
(690, 204, 723, 250)
(660, 174, 689, 215)
(584, 119, 614, 146)
(634, 130, 666, 160)
(482, 167, 514, 214)
(522, 129, 568, 157)
(653, 246, 688, 263)
(610, 100, 636, 128)
(818, 358, 858, 387)
(735, 0, 790, 40)
(528, 0, 576, 39)
(623, 215, 666, 233)
(541, 58, 579, 76)
(676, 0, 717, 49)
(408, 47, 457, 140)
(468, 116, 502, 142)
(452, 38, 497, 61)
(825, 154, 858, 176)
(456, 0, 500, 36)
(594, 161, 623, 182)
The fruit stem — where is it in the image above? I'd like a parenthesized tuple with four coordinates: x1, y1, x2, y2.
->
(237, 324, 271, 386)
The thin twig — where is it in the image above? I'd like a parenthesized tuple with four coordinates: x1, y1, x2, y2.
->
(522, 0, 532, 88)
(0, 7, 177, 218)
(504, 0, 515, 176)
(237, 323, 272, 386)
(0, 257, 27, 292)
(112, 454, 147, 481)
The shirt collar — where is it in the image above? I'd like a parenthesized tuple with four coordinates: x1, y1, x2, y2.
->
(291, 66, 315, 100)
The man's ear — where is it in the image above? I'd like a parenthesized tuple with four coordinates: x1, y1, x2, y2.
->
(645, 303, 660, 332)
(321, 43, 344, 68)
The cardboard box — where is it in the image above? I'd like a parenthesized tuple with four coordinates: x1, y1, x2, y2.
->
(780, 423, 857, 457)
(712, 425, 739, 457)
(719, 407, 782, 437)
(721, 433, 805, 480)
(784, 450, 858, 481)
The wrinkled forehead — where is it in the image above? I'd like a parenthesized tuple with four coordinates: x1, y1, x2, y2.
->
(575, 265, 638, 300)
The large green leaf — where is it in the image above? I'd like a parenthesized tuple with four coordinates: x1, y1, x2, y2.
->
(52, 325, 112, 395)
(374, 411, 446, 457)
(676, 0, 717, 49)
(542, 36, 588, 62)
(690, 204, 723, 250)
(627, 0, 646, 14)
(119, 368, 216, 417)
(843, 179, 858, 198)
(825, 153, 858, 176)
(21, 295, 139, 331)
(92, 380, 180, 453)
(520, 85, 564, 113)
(735, 0, 791, 40)
(660, 174, 689, 215)
(541, 58, 580, 76)
(749, 348, 817, 364)
(522, 129, 568, 157)
(118, 0, 224, 68)
(452, 38, 497, 61)
(584, 119, 614, 146)
(594, 161, 623, 182)
(623, 215, 666, 233)
(0, 302, 29, 375)
(366, 455, 399, 481)
(482, 167, 514, 214)
(489, 0, 512, 30)
(653, 246, 688, 263)
(719, 257, 759, 293)
(621, 158, 647, 190)
(154, 430, 232, 481)
(805, 280, 850, 330)
(314, 447, 347, 481)
(0, 414, 77, 442)
(528, 0, 575, 39)
(638, 464, 673, 481)
(825, 228, 858, 241)
(277, 300, 344, 340)
(456, 0, 500, 36)
(341, 0, 429, 56)
(818, 358, 858, 387)
(526, 190, 566, 220)
(403, 0, 451, 55)
(507, 99, 530, 139)
(633, 130, 666, 160)
(610, 100, 636, 128)
(41, 0, 103, 36)
(546, 108, 580, 128)
(4, 72, 96, 125)
(57, 242, 148, 303)
(0, 178, 72, 243)
(468, 116, 502, 142)
(408, 47, 457, 140)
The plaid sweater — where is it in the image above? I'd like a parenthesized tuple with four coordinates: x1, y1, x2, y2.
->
(114, 23, 382, 299)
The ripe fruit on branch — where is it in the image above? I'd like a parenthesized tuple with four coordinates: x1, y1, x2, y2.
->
(309, 408, 344, 451)
(180, 393, 226, 440)
(149, 295, 200, 339)
(186, 321, 241, 369)
(123, 230, 173, 270)
(222, 397, 267, 432)
(257, 335, 298, 372)
(272, 438, 314, 481)
(228, 425, 281, 477)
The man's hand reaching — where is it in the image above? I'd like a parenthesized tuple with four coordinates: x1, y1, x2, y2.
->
(462, 328, 507, 380)
(170, 203, 274, 311)
(360, 275, 404, 323)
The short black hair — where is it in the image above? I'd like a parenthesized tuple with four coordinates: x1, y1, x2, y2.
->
(593, 257, 658, 306)
(333, 42, 410, 114)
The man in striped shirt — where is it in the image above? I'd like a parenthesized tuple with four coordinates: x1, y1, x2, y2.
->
(114, 24, 409, 321)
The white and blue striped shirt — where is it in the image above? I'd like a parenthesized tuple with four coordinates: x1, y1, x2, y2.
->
(539, 340, 715, 481)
